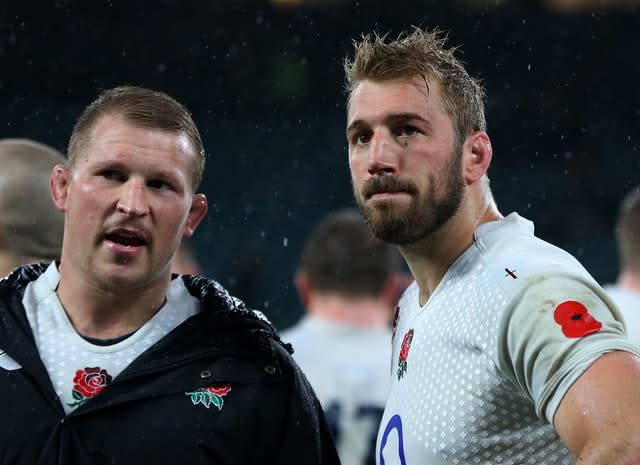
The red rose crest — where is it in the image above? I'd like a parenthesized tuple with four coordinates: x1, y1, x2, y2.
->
(186, 384, 232, 410)
(397, 328, 414, 380)
(553, 300, 603, 338)
(67, 366, 112, 408)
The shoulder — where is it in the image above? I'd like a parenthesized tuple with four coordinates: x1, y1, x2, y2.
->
(0, 263, 48, 302)
(179, 274, 295, 358)
(473, 214, 597, 298)
(181, 274, 279, 329)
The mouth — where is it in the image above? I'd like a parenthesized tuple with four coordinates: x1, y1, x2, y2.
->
(366, 189, 412, 201)
(362, 177, 417, 201)
(103, 228, 148, 249)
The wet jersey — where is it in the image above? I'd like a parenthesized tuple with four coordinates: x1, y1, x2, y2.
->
(377, 213, 640, 465)
(282, 316, 391, 465)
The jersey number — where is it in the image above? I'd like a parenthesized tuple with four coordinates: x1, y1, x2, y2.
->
(325, 402, 384, 465)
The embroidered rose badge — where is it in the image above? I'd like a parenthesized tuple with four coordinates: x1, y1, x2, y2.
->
(554, 300, 603, 338)
(67, 366, 112, 408)
(397, 329, 414, 380)
(186, 384, 232, 410)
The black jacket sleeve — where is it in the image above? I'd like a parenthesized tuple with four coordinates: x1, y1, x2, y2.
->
(267, 343, 342, 465)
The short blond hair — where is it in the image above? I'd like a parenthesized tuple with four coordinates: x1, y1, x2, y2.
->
(344, 27, 486, 149)
(68, 85, 206, 191)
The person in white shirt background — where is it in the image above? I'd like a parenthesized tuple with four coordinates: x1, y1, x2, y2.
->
(604, 186, 640, 346)
(281, 208, 409, 465)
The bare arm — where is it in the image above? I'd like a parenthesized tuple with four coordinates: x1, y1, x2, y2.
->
(555, 350, 640, 464)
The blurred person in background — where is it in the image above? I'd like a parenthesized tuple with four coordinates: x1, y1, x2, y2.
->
(281, 208, 408, 465)
(0, 85, 339, 465)
(345, 27, 640, 464)
(0, 138, 65, 277)
(604, 186, 640, 346)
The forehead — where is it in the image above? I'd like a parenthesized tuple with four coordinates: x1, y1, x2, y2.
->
(77, 114, 195, 174)
(86, 114, 194, 155)
(347, 76, 446, 125)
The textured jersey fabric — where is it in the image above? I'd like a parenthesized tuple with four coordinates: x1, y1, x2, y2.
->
(378, 213, 640, 465)
(282, 316, 391, 465)
(23, 262, 200, 414)
(0, 264, 341, 465)
(603, 284, 640, 347)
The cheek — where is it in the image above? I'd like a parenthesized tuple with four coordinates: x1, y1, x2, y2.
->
(160, 206, 190, 230)
(348, 151, 366, 177)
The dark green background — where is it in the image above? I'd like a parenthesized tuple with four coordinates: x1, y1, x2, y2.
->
(2, 0, 639, 328)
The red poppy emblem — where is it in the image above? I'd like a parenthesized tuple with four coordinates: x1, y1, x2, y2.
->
(553, 300, 602, 338)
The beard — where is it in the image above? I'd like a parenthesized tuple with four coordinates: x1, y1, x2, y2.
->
(353, 148, 465, 246)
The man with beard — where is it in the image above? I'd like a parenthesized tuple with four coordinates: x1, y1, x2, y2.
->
(0, 85, 340, 465)
(344, 27, 640, 465)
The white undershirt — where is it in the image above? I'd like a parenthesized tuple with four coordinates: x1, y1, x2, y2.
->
(23, 262, 200, 414)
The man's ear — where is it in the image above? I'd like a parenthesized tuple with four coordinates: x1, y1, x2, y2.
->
(50, 164, 71, 212)
(182, 194, 209, 238)
(462, 131, 492, 184)
(294, 271, 311, 308)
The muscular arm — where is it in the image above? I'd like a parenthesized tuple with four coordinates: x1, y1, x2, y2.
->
(555, 350, 640, 465)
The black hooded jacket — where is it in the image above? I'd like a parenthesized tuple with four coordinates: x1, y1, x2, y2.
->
(0, 264, 340, 465)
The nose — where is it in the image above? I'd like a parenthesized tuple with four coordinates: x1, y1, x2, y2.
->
(367, 131, 399, 176)
(116, 178, 149, 216)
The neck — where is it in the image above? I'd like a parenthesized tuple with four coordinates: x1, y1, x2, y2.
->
(399, 189, 501, 306)
(56, 266, 170, 340)
(306, 293, 391, 328)
(617, 271, 640, 294)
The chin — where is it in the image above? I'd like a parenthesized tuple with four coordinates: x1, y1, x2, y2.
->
(95, 265, 150, 290)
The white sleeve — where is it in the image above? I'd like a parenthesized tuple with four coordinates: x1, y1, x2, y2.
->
(497, 274, 640, 425)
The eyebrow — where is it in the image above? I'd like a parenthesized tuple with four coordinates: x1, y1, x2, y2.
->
(346, 112, 431, 135)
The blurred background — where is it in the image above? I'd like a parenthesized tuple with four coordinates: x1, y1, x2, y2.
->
(2, 0, 639, 329)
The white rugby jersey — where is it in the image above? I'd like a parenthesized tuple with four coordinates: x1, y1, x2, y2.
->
(282, 316, 391, 465)
(603, 284, 640, 347)
(378, 213, 640, 465)
(22, 262, 200, 414)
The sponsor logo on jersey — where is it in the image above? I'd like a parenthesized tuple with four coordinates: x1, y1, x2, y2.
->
(186, 384, 232, 410)
(553, 300, 602, 338)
